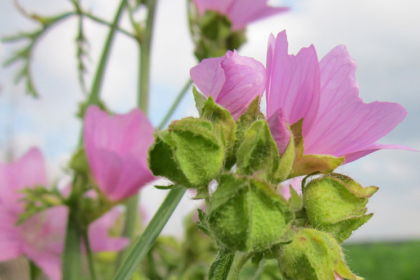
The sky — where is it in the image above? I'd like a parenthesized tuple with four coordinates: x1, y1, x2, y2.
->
(0, 0, 419, 242)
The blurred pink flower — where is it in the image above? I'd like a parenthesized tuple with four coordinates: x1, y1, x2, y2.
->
(193, 0, 288, 30)
(0, 148, 129, 280)
(279, 177, 302, 200)
(84, 106, 155, 201)
(190, 50, 266, 120)
(266, 31, 413, 163)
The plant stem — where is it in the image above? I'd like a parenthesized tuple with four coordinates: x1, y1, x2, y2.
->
(86, 0, 127, 107)
(157, 79, 192, 129)
(252, 260, 266, 280)
(227, 252, 252, 280)
(63, 2, 127, 279)
(62, 210, 82, 280)
(82, 229, 98, 280)
(113, 187, 186, 280)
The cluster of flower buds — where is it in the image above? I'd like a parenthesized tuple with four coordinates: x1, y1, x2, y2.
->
(148, 29, 410, 279)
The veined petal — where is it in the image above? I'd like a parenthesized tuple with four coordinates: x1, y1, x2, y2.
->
(304, 46, 408, 157)
(343, 143, 417, 164)
(267, 108, 291, 155)
(217, 51, 266, 119)
(190, 57, 226, 100)
(193, 0, 234, 16)
(266, 31, 320, 136)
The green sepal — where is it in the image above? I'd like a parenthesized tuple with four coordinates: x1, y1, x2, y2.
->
(196, 209, 211, 236)
(303, 174, 378, 243)
(202, 97, 237, 158)
(208, 174, 294, 252)
(225, 96, 262, 170)
(288, 185, 302, 212)
(289, 120, 344, 178)
(276, 133, 296, 182)
(278, 228, 362, 280)
(148, 117, 225, 188)
(208, 251, 235, 280)
(154, 184, 175, 190)
(193, 86, 207, 116)
(236, 119, 281, 183)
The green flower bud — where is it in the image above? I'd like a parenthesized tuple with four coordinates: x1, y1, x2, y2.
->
(303, 174, 378, 243)
(208, 174, 293, 252)
(236, 120, 281, 183)
(278, 228, 362, 280)
(148, 117, 225, 188)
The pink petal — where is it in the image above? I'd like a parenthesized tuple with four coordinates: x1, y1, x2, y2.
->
(228, 0, 288, 30)
(279, 177, 302, 200)
(84, 106, 155, 201)
(0, 148, 47, 213)
(217, 51, 266, 119)
(267, 108, 291, 155)
(190, 57, 226, 100)
(304, 46, 408, 158)
(266, 31, 321, 136)
(0, 208, 22, 261)
(193, 0, 234, 15)
(25, 246, 62, 280)
(89, 208, 129, 252)
(343, 143, 417, 164)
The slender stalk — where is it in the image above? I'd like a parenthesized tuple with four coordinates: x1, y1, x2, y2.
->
(227, 252, 252, 280)
(63, 2, 127, 279)
(118, 0, 159, 267)
(82, 229, 98, 280)
(113, 187, 186, 280)
(158, 79, 192, 129)
(62, 210, 82, 280)
(87, 0, 127, 106)
(252, 260, 266, 280)
(83, 13, 135, 39)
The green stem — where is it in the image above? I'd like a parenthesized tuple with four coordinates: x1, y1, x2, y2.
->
(87, 0, 127, 107)
(157, 79, 192, 129)
(228, 252, 252, 280)
(62, 210, 82, 280)
(252, 260, 266, 280)
(83, 12, 135, 39)
(113, 187, 186, 280)
(82, 229, 98, 280)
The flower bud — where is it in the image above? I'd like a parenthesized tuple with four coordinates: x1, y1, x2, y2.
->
(278, 228, 362, 280)
(303, 174, 378, 243)
(148, 117, 225, 188)
(208, 174, 293, 252)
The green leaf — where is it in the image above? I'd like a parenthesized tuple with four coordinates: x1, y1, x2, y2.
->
(208, 252, 235, 280)
(193, 86, 208, 116)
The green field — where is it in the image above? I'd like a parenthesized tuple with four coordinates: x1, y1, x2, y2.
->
(343, 240, 420, 280)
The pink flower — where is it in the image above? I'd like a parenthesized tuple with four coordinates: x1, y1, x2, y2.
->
(279, 177, 302, 200)
(0, 148, 129, 280)
(84, 106, 155, 201)
(266, 31, 413, 163)
(190, 50, 266, 120)
(193, 0, 288, 30)
(88, 207, 129, 252)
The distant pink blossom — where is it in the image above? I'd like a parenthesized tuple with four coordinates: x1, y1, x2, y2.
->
(0, 148, 128, 280)
(193, 0, 288, 30)
(266, 31, 413, 163)
(84, 106, 155, 201)
(190, 50, 266, 120)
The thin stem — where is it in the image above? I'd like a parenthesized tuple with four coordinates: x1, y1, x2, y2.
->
(83, 12, 136, 39)
(87, 0, 127, 106)
(228, 252, 253, 280)
(82, 229, 98, 280)
(62, 210, 82, 280)
(113, 187, 186, 280)
(157, 79, 192, 129)
(252, 260, 266, 280)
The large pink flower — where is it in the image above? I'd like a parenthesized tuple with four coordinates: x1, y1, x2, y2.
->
(84, 106, 155, 201)
(266, 31, 412, 163)
(193, 0, 288, 30)
(0, 148, 129, 280)
(190, 50, 266, 120)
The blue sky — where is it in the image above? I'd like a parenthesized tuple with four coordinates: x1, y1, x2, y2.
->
(0, 0, 419, 241)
